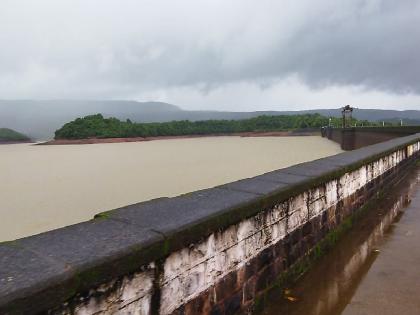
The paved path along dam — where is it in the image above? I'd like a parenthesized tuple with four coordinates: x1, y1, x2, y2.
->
(263, 164, 420, 315)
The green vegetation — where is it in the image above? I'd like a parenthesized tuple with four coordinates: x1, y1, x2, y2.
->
(54, 113, 379, 140)
(0, 128, 30, 142)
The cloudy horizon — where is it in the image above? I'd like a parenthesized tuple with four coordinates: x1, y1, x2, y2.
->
(1, 0, 420, 111)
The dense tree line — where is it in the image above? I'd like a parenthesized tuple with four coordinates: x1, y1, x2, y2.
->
(54, 113, 378, 139)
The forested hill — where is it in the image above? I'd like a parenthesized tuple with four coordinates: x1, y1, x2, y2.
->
(1, 100, 419, 140)
(54, 113, 375, 140)
(0, 128, 30, 143)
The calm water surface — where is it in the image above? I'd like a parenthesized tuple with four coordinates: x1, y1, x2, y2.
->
(0, 136, 342, 241)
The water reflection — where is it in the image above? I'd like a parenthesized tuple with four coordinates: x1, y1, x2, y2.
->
(263, 167, 419, 315)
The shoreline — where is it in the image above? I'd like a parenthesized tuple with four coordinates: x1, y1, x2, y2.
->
(38, 130, 320, 145)
(0, 140, 33, 145)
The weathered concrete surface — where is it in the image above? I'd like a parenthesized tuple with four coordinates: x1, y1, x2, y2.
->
(262, 165, 420, 315)
(322, 126, 420, 150)
(342, 168, 420, 315)
(0, 134, 419, 314)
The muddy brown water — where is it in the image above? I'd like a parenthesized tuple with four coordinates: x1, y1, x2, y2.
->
(263, 165, 420, 315)
(0, 136, 342, 241)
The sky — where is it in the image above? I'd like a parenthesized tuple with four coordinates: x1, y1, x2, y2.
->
(1, 0, 420, 111)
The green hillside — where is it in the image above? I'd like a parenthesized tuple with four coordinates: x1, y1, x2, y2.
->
(1, 100, 419, 140)
(54, 113, 377, 140)
(0, 128, 30, 142)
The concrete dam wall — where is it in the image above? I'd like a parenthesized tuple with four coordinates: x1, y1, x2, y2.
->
(1, 134, 420, 314)
(321, 126, 420, 150)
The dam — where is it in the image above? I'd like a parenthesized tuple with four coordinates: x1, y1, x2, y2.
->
(0, 130, 419, 314)
(263, 163, 420, 315)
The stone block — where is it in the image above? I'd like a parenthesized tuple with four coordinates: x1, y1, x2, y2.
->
(17, 219, 162, 293)
(0, 244, 71, 314)
(243, 277, 257, 302)
(103, 188, 261, 250)
(255, 171, 311, 185)
(215, 272, 238, 302)
(223, 292, 242, 315)
(255, 264, 276, 293)
(220, 178, 289, 196)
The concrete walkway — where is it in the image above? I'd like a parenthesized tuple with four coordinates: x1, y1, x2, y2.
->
(343, 167, 420, 315)
(263, 165, 420, 315)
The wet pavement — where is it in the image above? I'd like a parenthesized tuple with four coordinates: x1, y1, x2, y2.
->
(263, 165, 420, 315)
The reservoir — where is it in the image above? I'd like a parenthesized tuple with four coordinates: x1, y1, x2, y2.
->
(0, 136, 342, 241)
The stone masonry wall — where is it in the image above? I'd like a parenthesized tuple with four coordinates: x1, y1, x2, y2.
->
(52, 140, 419, 315)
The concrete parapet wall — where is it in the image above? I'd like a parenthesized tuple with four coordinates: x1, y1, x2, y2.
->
(321, 126, 420, 150)
(1, 134, 420, 315)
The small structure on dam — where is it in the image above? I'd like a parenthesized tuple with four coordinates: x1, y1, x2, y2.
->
(341, 105, 354, 128)
(322, 125, 420, 150)
(322, 106, 420, 150)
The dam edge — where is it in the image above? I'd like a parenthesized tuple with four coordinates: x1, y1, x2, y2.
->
(0, 133, 419, 314)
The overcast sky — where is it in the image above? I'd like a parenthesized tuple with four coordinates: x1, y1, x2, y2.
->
(1, 0, 420, 111)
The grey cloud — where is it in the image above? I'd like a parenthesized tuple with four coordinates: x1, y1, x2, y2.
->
(0, 0, 419, 102)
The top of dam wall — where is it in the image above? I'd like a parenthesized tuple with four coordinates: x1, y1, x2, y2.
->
(322, 126, 420, 150)
(327, 126, 420, 133)
(1, 133, 420, 313)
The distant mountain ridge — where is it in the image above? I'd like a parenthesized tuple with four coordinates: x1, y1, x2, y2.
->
(0, 127, 30, 143)
(0, 100, 419, 140)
